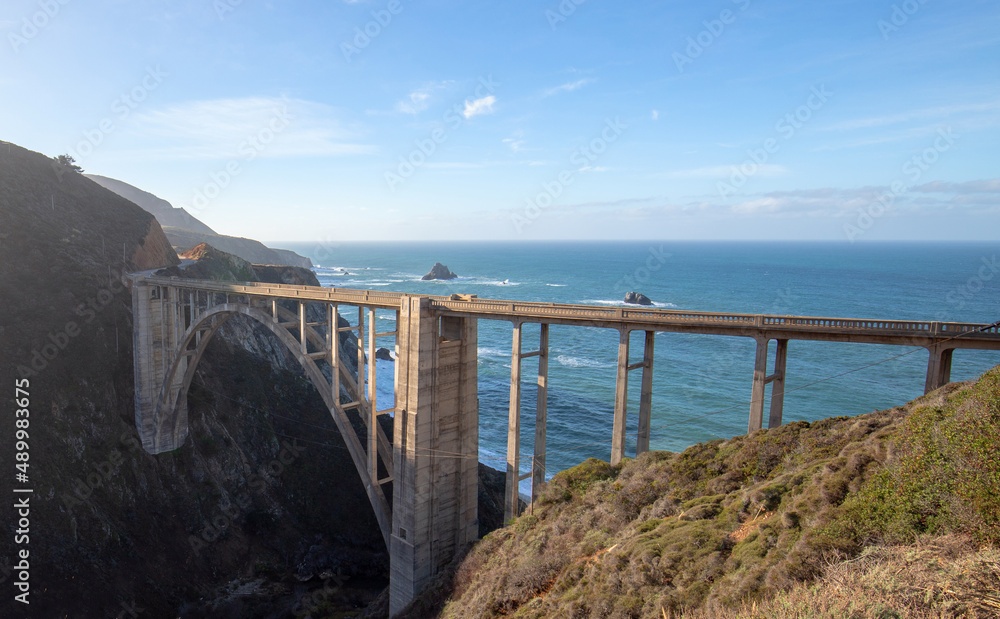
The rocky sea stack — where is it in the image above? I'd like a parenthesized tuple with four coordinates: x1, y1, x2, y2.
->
(422, 262, 458, 280)
(624, 291, 653, 305)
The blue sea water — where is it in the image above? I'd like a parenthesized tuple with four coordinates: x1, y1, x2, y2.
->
(278, 240, 1000, 489)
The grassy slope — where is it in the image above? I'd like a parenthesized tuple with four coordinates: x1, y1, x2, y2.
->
(401, 366, 1000, 618)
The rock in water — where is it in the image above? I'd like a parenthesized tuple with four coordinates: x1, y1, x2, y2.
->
(375, 347, 394, 361)
(624, 291, 653, 306)
(422, 262, 458, 280)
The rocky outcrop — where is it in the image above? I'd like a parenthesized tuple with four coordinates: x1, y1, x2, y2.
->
(176, 243, 256, 281)
(375, 347, 394, 361)
(624, 291, 653, 306)
(421, 262, 458, 280)
(253, 263, 320, 286)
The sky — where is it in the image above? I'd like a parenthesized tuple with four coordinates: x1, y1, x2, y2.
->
(2, 0, 999, 242)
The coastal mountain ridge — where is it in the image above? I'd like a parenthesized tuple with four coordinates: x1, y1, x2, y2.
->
(85, 173, 313, 269)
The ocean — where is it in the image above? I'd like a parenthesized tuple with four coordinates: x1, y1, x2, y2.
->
(278, 240, 1000, 490)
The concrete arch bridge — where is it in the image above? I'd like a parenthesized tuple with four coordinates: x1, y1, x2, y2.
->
(128, 274, 1000, 614)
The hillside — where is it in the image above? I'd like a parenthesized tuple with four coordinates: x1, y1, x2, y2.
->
(390, 367, 1000, 618)
(85, 173, 218, 235)
(85, 173, 313, 268)
(0, 143, 387, 616)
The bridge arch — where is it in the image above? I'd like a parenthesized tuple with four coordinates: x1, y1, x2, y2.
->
(149, 301, 392, 547)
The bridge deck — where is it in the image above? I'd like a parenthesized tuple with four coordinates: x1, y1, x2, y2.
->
(137, 275, 1000, 348)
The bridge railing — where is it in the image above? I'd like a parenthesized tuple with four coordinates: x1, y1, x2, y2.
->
(134, 275, 1000, 341)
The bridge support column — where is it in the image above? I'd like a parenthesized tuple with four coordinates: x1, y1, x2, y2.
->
(505, 322, 523, 522)
(530, 323, 549, 510)
(768, 339, 788, 429)
(636, 330, 655, 456)
(390, 297, 479, 616)
(131, 278, 189, 452)
(749, 337, 788, 432)
(613, 330, 656, 464)
(924, 345, 954, 394)
(506, 322, 550, 520)
(611, 329, 630, 465)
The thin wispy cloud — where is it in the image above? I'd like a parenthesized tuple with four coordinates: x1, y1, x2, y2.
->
(126, 97, 375, 159)
(503, 138, 525, 151)
(542, 78, 595, 98)
(913, 179, 1000, 194)
(463, 95, 496, 119)
(663, 165, 789, 179)
(395, 81, 452, 114)
(821, 100, 1000, 132)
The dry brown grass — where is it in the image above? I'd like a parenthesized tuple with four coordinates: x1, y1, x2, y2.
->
(683, 535, 1000, 618)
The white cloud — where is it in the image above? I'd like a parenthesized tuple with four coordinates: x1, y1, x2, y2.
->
(503, 138, 525, 151)
(542, 78, 595, 98)
(463, 95, 496, 119)
(126, 97, 375, 159)
(651, 110, 659, 121)
(395, 81, 452, 114)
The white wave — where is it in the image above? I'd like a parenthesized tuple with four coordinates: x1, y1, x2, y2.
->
(477, 346, 507, 358)
(583, 299, 677, 308)
(546, 283, 567, 287)
(556, 355, 613, 368)
(469, 279, 520, 287)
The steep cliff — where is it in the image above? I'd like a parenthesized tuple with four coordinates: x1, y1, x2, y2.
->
(0, 143, 379, 616)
